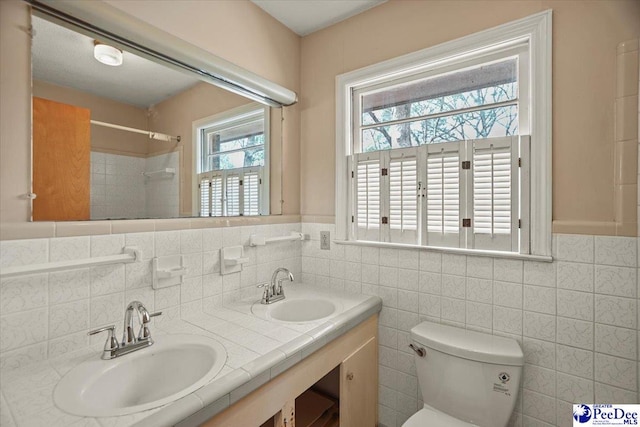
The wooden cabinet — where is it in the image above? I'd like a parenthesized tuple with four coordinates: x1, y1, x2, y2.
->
(341, 337, 377, 426)
(203, 315, 378, 427)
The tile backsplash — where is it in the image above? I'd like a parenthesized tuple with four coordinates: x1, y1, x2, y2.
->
(0, 223, 301, 370)
(1, 220, 638, 427)
(300, 224, 639, 427)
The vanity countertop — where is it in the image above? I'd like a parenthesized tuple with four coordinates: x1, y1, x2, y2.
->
(0, 285, 382, 427)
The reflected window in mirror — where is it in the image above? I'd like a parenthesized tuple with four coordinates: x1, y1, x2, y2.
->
(196, 104, 269, 217)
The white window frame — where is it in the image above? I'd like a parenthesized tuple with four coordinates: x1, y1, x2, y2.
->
(192, 103, 270, 216)
(335, 10, 552, 258)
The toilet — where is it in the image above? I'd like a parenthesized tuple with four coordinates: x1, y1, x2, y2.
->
(402, 321, 524, 427)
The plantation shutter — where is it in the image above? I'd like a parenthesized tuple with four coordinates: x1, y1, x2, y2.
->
(389, 148, 419, 244)
(199, 175, 211, 217)
(226, 175, 240, 216)
(211, 175, 223, 217)
(470, 137, 516, 251)
(353, 152, 382, 241)
(425, 141, 463, 248)
(243, 171, 260, 216)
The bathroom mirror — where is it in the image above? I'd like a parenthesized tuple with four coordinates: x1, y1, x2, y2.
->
(30, 8, 290, 221)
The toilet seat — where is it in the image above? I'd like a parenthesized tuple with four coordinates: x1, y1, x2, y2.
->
(402, 406, 479, 427)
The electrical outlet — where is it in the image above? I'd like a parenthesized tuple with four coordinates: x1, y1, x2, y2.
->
(320, 231, 330, 250)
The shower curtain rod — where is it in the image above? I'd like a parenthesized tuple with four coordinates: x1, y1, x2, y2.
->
(90, 120, 181, 142)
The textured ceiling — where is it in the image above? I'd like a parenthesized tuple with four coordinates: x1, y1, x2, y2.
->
(251, 0, 386, 36)
(31, 15, 200, 108)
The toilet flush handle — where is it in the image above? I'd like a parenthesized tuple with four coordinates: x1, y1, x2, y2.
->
(409, 343, 426, 357)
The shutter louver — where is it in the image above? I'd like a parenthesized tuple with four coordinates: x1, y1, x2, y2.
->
(243, 172, 260, 216)
(355, 155, 381, 241)
(226, 175, 240, 216)
(426, 143, 461, 247)
(211, 175, 223, 217)
(199, 176, 210, 217)
(389, 154, 418, 244)
(471, 137, 518, 251)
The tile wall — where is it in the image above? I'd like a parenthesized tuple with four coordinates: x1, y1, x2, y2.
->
(90, 152, 146, 220)
(90, 151, 180, 220)
(300, 224, 639, 427)
(144, 152, 180, 218)
(0, 223, 301, 371)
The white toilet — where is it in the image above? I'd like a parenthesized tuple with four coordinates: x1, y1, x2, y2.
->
(402, 321, 524, 427)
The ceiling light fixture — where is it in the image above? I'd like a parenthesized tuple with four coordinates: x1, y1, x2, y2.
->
(93, 41, 123, 66)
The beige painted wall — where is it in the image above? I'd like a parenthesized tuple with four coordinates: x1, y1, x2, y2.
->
(0, 0, 301, 224)
(299, 0, 640, 235)
(105, 0, 301, 216)
(33, 80, 149, 156)
(146, 81, 284, 216)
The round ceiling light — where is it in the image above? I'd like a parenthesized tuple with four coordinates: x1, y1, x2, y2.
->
(93, 41, 123, 67)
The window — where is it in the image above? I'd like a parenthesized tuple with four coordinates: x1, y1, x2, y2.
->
(194, 104, 269, 216)
(336, 12, 551, 257)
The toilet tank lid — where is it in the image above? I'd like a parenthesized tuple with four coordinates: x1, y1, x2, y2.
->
(411, 321, 524, 366)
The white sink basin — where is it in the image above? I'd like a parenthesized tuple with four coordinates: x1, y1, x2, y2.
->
(252, 297, 341, 323)
(54, 334, 226, 417)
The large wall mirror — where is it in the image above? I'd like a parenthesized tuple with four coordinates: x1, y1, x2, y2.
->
(29, 2, 294, 221)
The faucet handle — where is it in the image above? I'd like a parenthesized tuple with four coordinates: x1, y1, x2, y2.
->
(138, 311, 162, 340)
(88, 325, 119, 354)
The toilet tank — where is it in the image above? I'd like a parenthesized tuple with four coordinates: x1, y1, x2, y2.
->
(411, 322, 523, 427)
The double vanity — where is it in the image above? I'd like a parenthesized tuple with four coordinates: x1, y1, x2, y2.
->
(0, 281, 381, 427)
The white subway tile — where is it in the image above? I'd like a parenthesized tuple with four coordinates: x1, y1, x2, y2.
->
(523, 311, 556, 342)
(466, 277, 492, 304)
(595, 324, 637, 360)
(595, 353, 637, 391)
(398, 249, 419, 270)
(90, 234, 124, 257)
(0, 274, 48, 315)
(466, 301, 492, 330)
(494, 306, 523, 335)
(594, 265, 637, 297)
(557, 289, 593, 321)
(419, 251, 441, 272)
(524, 364, 556, 397)
(524, 261, 556, 287)
(556, 234, 594, 263)
(556, 262, 594, 292)
(49, 237, 90, 262)
(0, 239, 48, 268)
(523, 285, 556, 315)
(595, 295, 637, 329)
(556, 372, 594, 403)
(595, 236, 637, 267)
(0, 308, 48, 352)
(466, 256, 493, 279)
(523, 337, 556, 369)
(49, 300, 89, 339)
(556, 345, 593, 379)
(442, 275, 466, 299)
(556, 317, 593, 350)
(494, 258, 524, 283)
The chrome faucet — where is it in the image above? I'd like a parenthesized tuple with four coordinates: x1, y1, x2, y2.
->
(257, 267, 294, 304)
(88, 301, 162, 360)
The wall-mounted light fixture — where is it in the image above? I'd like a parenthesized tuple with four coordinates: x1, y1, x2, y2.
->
(93, 41, 123, 66)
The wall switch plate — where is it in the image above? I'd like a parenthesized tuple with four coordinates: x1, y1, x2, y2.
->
(320, 231, 330, 250)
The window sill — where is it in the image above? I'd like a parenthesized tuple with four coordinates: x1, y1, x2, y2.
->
(333, 240, 553, 262)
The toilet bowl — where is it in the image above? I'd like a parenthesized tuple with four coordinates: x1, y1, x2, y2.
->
(402, 321, 524, 427)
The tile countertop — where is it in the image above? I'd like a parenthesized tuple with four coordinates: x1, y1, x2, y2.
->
(0, 285, 382, 427)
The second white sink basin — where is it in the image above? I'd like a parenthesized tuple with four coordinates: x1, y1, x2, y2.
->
(54, 334, 226, 417)
(252, 296, 342, 323)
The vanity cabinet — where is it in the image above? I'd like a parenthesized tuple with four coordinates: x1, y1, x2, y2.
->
(202, 315, 378, 427)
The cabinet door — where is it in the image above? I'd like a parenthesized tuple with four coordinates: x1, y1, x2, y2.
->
(33, 97, 90, 220)
(340, 337, 377, 427)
